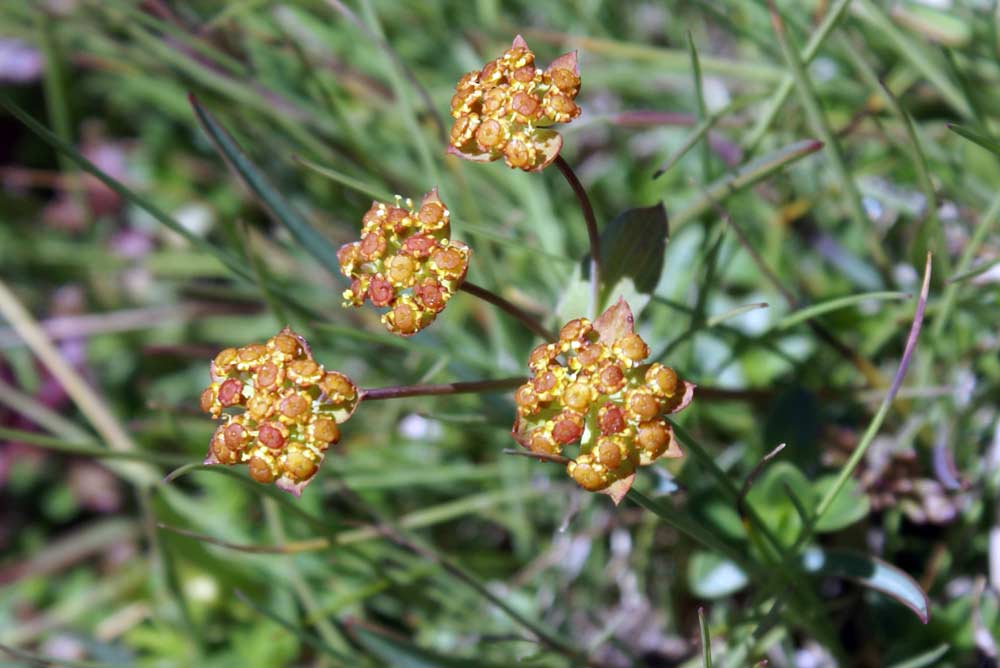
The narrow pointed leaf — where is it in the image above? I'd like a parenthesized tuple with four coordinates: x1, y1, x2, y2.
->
(800, 547, 930, 623)
(189, 95, 342, 276)
(671, 139, 823, 230)
(0, 96, 250, 280)
(948, 123, 1000, 157)
(352, 626, 511, 668)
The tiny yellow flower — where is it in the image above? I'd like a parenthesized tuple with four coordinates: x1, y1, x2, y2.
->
(200, 328, 359, 495)
(448, 35, 581, 172)
(512, 300, 695, 500)
(338, 189, 470, 336)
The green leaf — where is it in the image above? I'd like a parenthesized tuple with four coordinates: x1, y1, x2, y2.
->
(599, 203, 668, 300)
(0, 95, 250, 281)
(352, 626, 511, 668)
(698, 606, 713, 668)
(189, 95, 343, 278)
(670, 138, 824, 230)
(891, 2, 972, 47)
(688, 551, 749, 599)
(800, 547, 930, 623)
(886, 644, 950, 668)
(948, 123, 1000, 157)
(236, 591, 349, 663)
(560, 203, 669, 320)
(776, 292, 911, 329)
(746, 461, 815, 545)
(813, 475, 870, 533)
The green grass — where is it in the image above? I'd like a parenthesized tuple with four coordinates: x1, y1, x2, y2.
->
(1, 2, 999, 667)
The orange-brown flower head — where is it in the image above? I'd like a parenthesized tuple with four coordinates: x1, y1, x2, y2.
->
(448, 35, 581, 172)
(511, 300, 695, 501)
(200, 328, 359, 495)
(338, 189, 471, 336)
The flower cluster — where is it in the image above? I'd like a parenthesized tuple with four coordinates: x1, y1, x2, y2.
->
(195, 38, 696, 502)
(512, 301, 694, 498)
(199, 328, 359, 495)
(448, 35, 581, 172)
(338, 189, 470, 337)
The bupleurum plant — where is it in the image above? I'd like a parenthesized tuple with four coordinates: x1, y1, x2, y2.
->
(3, 6, 961, 662)
(194, 34, 691, 503)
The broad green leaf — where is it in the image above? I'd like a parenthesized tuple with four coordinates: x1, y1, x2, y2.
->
(560, 203, 669, 320)
(813, 475, 870, 533)
(598, 203, 668, 304)
(800, 547, 930, 623)
(189, 95, 343, 278)
(684, 545, 930, 625)
(746, 461, 815, 545)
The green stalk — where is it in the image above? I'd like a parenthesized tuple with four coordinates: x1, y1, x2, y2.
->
(770, 5, 889, 274)
(744, 0, 854, 152)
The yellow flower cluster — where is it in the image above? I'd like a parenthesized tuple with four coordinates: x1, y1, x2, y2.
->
(338, 189, 470, 337)
(448, 35, 581, 172)
(512, 302, 694, 495)
(199, 328, 359, 495)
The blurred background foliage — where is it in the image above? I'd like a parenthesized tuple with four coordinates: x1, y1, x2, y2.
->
(1, 1, 1000, 666)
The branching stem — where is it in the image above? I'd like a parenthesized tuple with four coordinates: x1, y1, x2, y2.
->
(460, 281, 556, 342)
(553, 155, 601, 316)
(361, 377, 526, 401)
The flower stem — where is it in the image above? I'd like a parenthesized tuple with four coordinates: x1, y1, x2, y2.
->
(459, 281, 557, 342)
(553, 155, 601, 317)
(361, 376, 526, 402)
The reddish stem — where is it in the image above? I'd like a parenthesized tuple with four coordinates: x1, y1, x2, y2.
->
(553, 155, 601, 314)
(361, 376, 526, 401)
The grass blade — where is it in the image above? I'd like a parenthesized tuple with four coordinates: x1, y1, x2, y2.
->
(698, 607, 713, 667)
(744, 0, 854, 152)
(0, 427, 188, 465)
(776, 291, 910, 329)
(0, 279, 156, 487)
(293, 154, 393, 202)
(706, 302, 769, 328)
(189, 94, 343, 277)
(769, 5, 886, 272)
(948, 123, 1000, 157)
(0, 96, 250, 280)
(670, 139, 823, 230)
(852, 0, 971, 118)
(812, 253, 932, 525)
(235, 590, 350, 664)
(687, 32, 711, 182)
